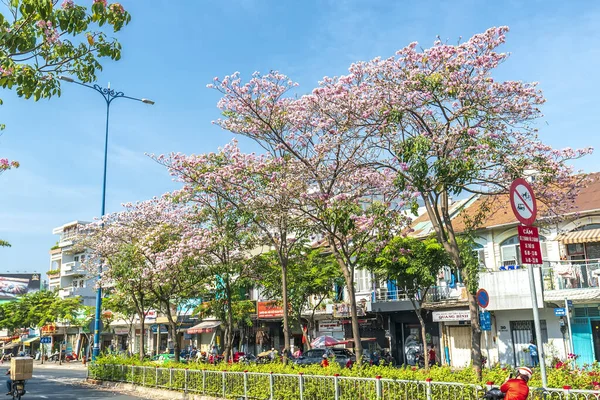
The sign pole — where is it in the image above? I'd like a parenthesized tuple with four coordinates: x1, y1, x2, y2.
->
(528, 263, 547, 387)
(565, 297, 574, 355)
(485, 330, 491, 369)
(509, 178, 547, 387)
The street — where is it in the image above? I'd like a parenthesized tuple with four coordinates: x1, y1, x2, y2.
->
(1, 367, 143, 399)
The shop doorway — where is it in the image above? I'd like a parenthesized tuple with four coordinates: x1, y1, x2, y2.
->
(510, 320, 547, 367)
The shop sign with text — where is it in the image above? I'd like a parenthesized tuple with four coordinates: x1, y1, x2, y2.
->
(432, 309, 470, 322)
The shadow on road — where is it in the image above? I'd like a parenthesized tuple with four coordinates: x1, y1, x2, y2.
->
(2, 369, 143, 400)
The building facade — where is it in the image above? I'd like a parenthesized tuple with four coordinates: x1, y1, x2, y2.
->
(48, 221, 96, 307)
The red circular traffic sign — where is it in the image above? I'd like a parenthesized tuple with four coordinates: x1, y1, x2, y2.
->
(509, 178, 537, 226)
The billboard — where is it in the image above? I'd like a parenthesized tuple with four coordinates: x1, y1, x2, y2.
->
(0, 273, 41, 300)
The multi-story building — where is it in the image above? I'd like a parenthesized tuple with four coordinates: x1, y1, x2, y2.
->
(48, 221, 96, 307)
(367, 172, 600, 368)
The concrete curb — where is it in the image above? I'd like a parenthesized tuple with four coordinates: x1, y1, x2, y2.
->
(88, 379, 227, 400)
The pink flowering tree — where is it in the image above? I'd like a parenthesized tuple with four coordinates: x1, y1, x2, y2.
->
(0, 158, 19, 176)
(165, 185, 260, 362)
(82, 197, 208, 361)
(154, 140, 316, 362)
(320, 27, 592, 374)
(208, 72, 408, 362)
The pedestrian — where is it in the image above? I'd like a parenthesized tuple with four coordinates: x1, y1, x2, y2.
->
(293, 348, 302, 359)
(321, 354, 329, 368)
(269, 347, 278, 361)
(345, 357, 353, 369)
(500, 367, 532, 400)
(528, 340, 539, 367)
(210, 345, 218, 364)
(428, 344, 437, 366)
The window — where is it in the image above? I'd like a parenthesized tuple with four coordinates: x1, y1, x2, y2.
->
(80, 280, 86, 288)
(80, 254, 86, 262)
(74, 255, 79, 262)
(73, 280, 78, 288)
(354, 269, 370, 293)
(473, 243, 486, 269)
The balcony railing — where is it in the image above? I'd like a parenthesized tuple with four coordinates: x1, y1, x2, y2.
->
(371, 285, 465, 303)
(372, 289, 410, 302)
(542, 259, 600, 291)
(424, 285, 466, 303)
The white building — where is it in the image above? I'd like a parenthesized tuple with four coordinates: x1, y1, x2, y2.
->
(48, 221, 96, 307)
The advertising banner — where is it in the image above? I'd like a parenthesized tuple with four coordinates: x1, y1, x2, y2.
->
(0, 273, 41, 300)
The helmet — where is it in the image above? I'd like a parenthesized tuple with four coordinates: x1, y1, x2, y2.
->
(322, 354, 328, 358)
(517, 367, 533, 379)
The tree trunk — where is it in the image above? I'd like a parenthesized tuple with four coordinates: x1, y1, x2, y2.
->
(223, 280, 234, 363)
(169, 323, 180, 363)
(138, 311, 145, 361)
(422, 193, 482, 378)
(468, 292, 482, 377)
(163, 301, 181, 362)
(418, 314, 429, 371)
(411, 298, 429, 371)
(329, 235, 363, 361)
(346, 281, 363, 363)
(281, 260, 291, 364)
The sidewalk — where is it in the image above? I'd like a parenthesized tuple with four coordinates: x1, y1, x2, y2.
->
(34, 361, 88, 370)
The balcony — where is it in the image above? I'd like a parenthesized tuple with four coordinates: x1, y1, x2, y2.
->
(58, 231, 80, 247)
(59, 287, 74, 298)
(61, 261, 86, 276)
(541, 260, 600, 303)
(424, 285, 467, 303)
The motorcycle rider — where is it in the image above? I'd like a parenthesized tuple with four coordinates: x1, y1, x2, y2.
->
(5, 368, 11, 395)
(500, 367, 532, 400)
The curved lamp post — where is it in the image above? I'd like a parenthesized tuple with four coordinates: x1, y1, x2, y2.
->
(58, 76, 154, 360)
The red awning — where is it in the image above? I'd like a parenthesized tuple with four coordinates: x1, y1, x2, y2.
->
(187, 321, 221, 334)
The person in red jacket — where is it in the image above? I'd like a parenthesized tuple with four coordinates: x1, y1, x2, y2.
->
(321, 354, 329, 368)
(500, 367, 532, 400)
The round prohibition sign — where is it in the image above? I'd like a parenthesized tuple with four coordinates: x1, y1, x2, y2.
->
(476, 288, 489, 309)
(509, 178, 537, 226)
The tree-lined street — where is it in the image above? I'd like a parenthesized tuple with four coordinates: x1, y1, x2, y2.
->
(1, 1, 600, 398)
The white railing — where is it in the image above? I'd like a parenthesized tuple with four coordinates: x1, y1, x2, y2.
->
(373, 289, 410, 302)
(372, 285, 465, 304)
(89, 364, 599, 399)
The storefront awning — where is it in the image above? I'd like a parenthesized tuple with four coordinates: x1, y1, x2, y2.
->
(188, 321, 221, 334)
(23, 337, 39, 346)
(1, 343, 19, 350)
(556, 228, 600, 244)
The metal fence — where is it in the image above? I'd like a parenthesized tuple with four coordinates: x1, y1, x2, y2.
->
(88, 364, 600, 400)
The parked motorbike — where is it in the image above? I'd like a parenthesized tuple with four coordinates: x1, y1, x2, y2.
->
(415, 352, 435, 368)
(48, 352, 60, 362)
(483, 388, 505, 400)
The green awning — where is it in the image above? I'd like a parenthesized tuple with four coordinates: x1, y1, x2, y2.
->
(23, 337, 39, 346)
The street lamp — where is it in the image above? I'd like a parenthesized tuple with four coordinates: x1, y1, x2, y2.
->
(58, 75, 154, 361)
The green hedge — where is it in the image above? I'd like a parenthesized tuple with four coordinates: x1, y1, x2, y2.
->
(90, 354, 600, 391)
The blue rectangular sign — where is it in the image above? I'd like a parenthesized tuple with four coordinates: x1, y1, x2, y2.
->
(479, 311, 492, 331)
(554, 308, 566, 316)
(40, 337, 51, 344)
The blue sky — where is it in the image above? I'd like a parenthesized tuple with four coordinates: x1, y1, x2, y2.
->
(1, 0, 599, 275)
